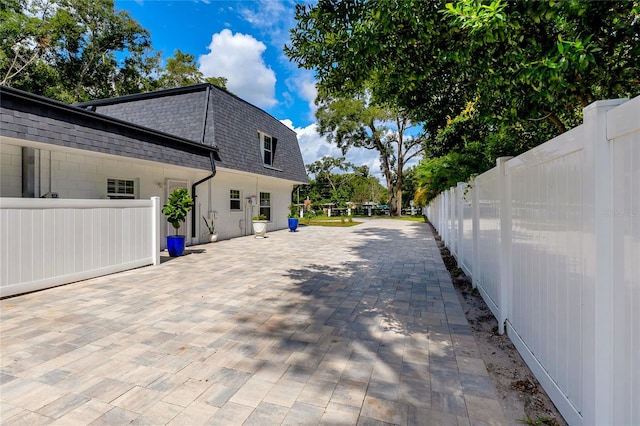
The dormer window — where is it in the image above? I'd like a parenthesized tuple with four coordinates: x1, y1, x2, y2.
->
(259, 132, 277, 167)
(264, 135, 273, 165)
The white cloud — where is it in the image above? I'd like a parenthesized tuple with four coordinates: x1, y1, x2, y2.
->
(281, 120, 384, 181)
(199, 29, 277, 108)
(285, 72, 318, 122)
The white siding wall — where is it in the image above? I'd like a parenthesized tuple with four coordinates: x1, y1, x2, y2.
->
(0, 143, 22, 197)
(1, 141, 301, 296)
(205, 169, 295, 241)
(425, 96, 640, 426)
(1, 141, 299, 246)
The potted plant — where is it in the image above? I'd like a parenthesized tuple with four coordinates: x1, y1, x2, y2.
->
(287, 203, 299, 232)
(252, 214, 268, 238)
(203, 216, 218, 243)
(162, 188, 194, 256)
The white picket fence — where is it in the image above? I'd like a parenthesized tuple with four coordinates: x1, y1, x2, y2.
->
(425, 96, 639, 426)
(0, 197, 161, 297)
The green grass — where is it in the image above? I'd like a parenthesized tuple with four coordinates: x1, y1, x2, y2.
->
(388, 215, 427, 222)
(516, 415, 557, 426)
(352, 214, 427, 223)
(299, 214, 426, 227)
(300, 217, 361, 227)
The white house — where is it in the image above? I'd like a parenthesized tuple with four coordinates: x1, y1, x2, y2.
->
(1, 84, 308, 243)
(0, 84, 307, 296)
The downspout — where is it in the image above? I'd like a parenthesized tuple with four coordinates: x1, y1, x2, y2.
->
(191, 85, 216, 240)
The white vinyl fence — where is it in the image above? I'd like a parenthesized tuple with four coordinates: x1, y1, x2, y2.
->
(425, 96, 639, 426)
(0, 197, 161, 297)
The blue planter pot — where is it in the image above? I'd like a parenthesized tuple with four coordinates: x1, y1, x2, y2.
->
(167, 235, 186, 257)
(288, 217, 299, 232)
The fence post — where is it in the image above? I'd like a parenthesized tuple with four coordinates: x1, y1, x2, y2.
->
(457, 182, 466, 265)
(151, 196, 160, 266)
(437, 195, 442, 237)
(450, 187, 456, 252)
(497, 156, 513, 335)
(581, 99, 626, 426)
(442, 190, 449, 246)
(471, 177, 479, 287)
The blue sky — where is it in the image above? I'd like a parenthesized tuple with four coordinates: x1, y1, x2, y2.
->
(114, 0, 386, 177)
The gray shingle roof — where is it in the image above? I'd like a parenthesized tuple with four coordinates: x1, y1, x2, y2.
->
(1, 86, 217, 172)
(77, 84, 308, 184)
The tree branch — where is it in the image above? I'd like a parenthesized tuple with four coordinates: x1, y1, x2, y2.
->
(544, 111, 567, 134)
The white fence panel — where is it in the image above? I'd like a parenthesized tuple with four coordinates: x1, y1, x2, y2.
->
(0, 197, 160, 297)
(506, 125, 587, 422)
(443, 189, 451, 247)
(439, 193, 445, 238)
(425, 96, 639, 426)
(442, 191, 447, 243)
(458, 183, 474, 277)
(474, 168, 502, 319)
(450, 186, 458, 257)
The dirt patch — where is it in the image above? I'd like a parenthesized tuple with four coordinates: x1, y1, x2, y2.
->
(430, 223, 566, 426)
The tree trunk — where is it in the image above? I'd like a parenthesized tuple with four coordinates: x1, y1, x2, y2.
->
(389, 197, 398, 216)
(384, 178, 396, 215)
(390, 187, 402, 216)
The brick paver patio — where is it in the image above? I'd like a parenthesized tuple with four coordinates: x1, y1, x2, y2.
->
(1, 219, 507, 425)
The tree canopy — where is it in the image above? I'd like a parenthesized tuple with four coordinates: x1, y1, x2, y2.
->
(1, 0, 227, 102)
(315, 95, 424, 216)
(301, 157, 387, 211)
(286, 0, 640, 202)
(156, 49, 227, 90)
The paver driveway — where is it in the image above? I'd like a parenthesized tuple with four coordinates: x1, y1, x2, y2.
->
(1, 219, 507, 425)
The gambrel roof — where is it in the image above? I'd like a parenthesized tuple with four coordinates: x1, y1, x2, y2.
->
(77, 84, 308, 184)
(1, 85, 218, 172)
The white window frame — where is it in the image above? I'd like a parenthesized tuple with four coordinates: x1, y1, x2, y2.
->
(259, 192, 271, 221)
(259, 132, 273, 166)
(230, 189, 242, 211)
(107, 178, 137, 199)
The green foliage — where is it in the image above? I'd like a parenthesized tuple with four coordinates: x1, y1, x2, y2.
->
(252, 214, 267, 221)
(401, 166, 418, 207)
(157, 49, 203, 89)
(516, 414, 557, 426)
(415, 142, 492, 203)
(162, 188, 193, 234)
(315, 95, 425, 216)
(1, 0, 227, 101)
(302, 159, 388, 212)
(202, 216, 215, 234)
(204, 76, 228, 90)
(286, 0, 640, 197)
(155, 50, 227, 91)
(288, 203, 299, 218)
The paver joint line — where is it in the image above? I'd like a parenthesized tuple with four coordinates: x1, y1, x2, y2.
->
(0, 219, 506, 425)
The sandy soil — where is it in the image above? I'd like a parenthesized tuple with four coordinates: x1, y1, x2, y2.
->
(431, 226, 567, 426)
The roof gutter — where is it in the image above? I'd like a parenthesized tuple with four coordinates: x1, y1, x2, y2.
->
(191, 85, 215, 239)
